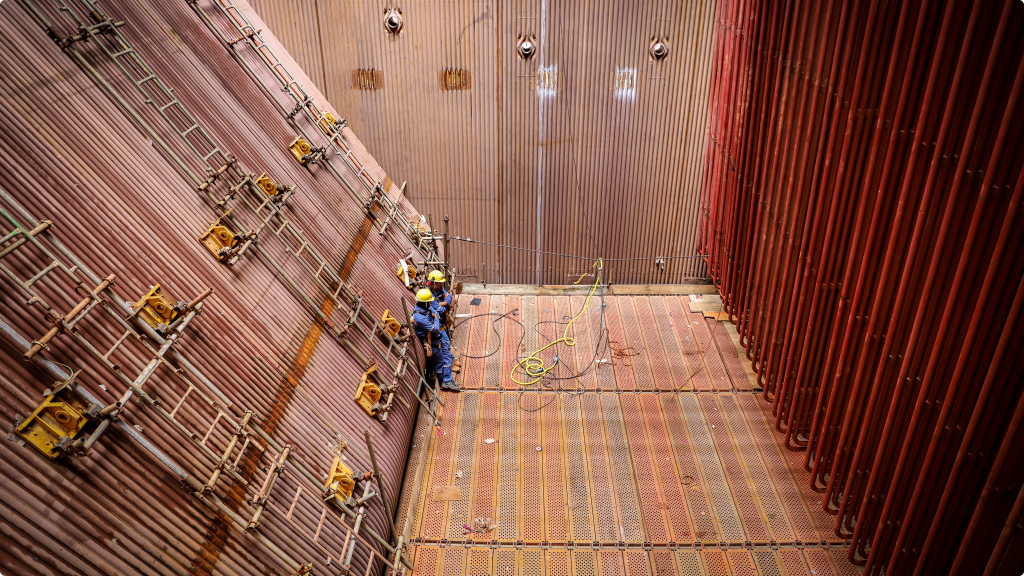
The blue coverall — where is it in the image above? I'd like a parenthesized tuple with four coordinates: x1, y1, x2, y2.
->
(413, 303, 452, 384)
(430, 287, 455, 380)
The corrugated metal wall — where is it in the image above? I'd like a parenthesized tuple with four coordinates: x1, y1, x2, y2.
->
(250, 0, 718, 285)
(701, 0, 1024, 574)
(0, 0, 435, 574)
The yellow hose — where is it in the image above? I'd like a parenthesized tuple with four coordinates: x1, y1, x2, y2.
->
(509, 259, 602, 386)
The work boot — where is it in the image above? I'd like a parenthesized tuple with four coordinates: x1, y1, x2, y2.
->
(441, 380, 461, 393)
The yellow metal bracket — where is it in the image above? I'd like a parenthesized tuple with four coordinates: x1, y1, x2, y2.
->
(129, 285, 184, 335)
(325, 454, 358, 501)
(354, 362, 384, 417)
(254, 172, 280, 196)
(199, 207, 238, 262)
(379, 309, 402, 339)
(288, 137, 314, 165)
(10, 371, 99, 459)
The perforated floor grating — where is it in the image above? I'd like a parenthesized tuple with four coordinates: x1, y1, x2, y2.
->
(402, 295, 862, 576)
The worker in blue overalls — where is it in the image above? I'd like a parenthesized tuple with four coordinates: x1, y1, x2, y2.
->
(427, 270, 453, 336)
(412, 288, 458, 392)
(427, 270, 461, 379)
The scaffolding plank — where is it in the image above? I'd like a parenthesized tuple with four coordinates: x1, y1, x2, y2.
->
(619, 393, 671, 543)
(401, 400, 434, 539)
(699, 394, 770, 541)
(701, 550, 729, 576)
(548, 550, 572, 576)
(604, 297, 635, 391)
(634, 297, 674, 391)
(737, 394, 824, 543)
(602, 394, 645, 542)
(587, 293, 617, 391)
(678, 394, 745, 541)
(542, 392, 569, 542)
(599, 551, 625, 576)
(522, 392, 545, 542)
(673, 550, 705, 576)
(497, 393, 520, 541)
(829, 549, 862, 576)
(520, 296, 540, 386)
(573, 550, 598, 576)
(685, 306, 732, 390)
(469, 391, 501, 542)
(462, 296, 488, 390)
(752, 549, 785, 576)
(710, 320, 752, 390)
(503, 296, 523, 390)
(419, 391, 462, 540)
(496, 550, 519, 576)
(467, 548, 492, 576)
(726, 550, 758, 576)
(562, 394, 595, 542)
(446, 392, 481, 538)
(483, 295, 506, 389)
(665, 297, 712, 390)
(453, 294, 475, 353)
(779, 549, 812, 575)
(718, 394, 796, 542)
(618, 298, 655, 391)
(660, 394, 719, 542)
(523, 550, 545, 576)
(562, 296, 594, 389)
(553, 296, 583, 391)
(440, 547, 467, 576)
(537, 296, 558, 377)
(412, 546, 441, 576)
(581, 393, 621, 541)
(803, 549, 837, 576)
(639, 395, 694, 543)
(650, 550, 679, 576)
(624, 550, 653, 576)
(650, 297, 690, 391)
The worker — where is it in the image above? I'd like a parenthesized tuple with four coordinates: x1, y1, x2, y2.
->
(412, 288, 459, 392)
(427, 270, 453, 334)
(427, 269, 463, 376)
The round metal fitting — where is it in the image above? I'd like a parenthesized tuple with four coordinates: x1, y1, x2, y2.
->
(517, 35, 537, 59)
(649, 38, 669, 60)
(384, 8, 403, 34)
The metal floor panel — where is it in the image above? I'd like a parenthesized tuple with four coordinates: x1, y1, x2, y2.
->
(402, 295, 859, 576)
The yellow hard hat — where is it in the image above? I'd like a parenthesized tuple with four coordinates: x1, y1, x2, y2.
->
(416, 288, 434, 302)
(428, 270, 445, 282)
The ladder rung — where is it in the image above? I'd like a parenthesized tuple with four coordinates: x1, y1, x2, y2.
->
(159, 99, 182, 112)
(1, 228, 21, 244)
(24, 261, 59, 287)
(179, 123, 200, 136)
(202, 149, 221, 161)
(201, 413, 223, 445)
(112, 48, 135, 58)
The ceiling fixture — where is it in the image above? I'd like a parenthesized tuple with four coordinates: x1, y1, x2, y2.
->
(650, 37, 669, 60)
(517, 35, 537, 60)
(384, 8, 403, 35)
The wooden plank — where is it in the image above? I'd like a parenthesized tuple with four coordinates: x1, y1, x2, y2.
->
(432, 486, 462, 501)
(611, 284, 718, 295)
(459, 284, 719, 296)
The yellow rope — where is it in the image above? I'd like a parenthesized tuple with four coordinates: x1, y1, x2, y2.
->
(509, 259, 602, 386)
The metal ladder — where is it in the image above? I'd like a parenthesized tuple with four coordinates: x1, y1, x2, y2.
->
(67, 0, 232, 173)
